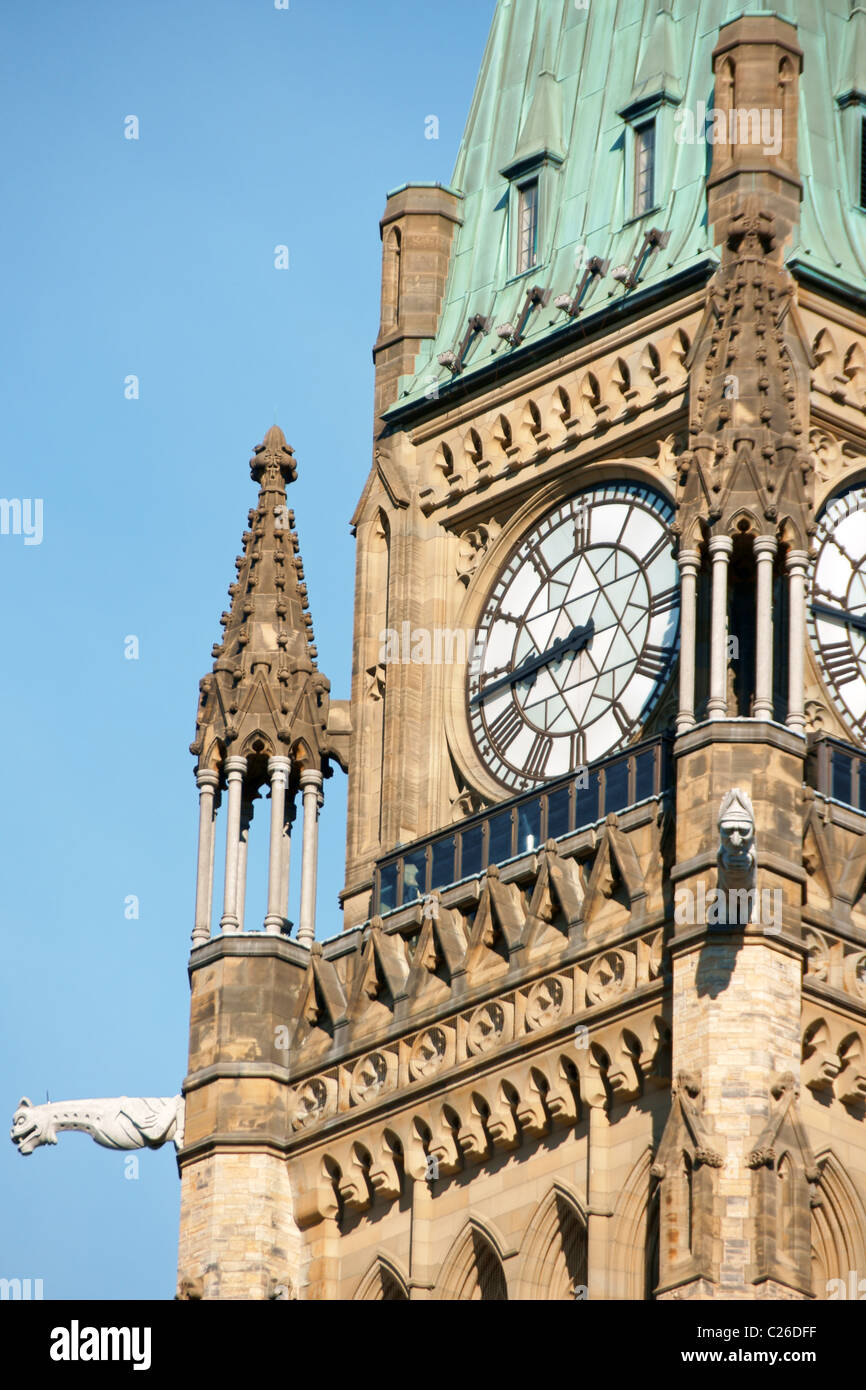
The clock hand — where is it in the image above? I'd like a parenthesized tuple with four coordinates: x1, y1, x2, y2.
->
(811, 602, 866, 636)
(470, 619, 595, 708)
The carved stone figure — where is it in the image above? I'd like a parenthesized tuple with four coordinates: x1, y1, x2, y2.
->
(717, 788, 757, 918)
(10, 1095, 184, 1155)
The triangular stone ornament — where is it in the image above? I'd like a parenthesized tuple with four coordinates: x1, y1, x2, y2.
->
(525, 840, 585, 950)
(802, 796, 837, 905)
(347, 921, 409, 1026)
(652, 1072, 723, 1294)
(292, 946, 347, 1049)
(583, 816, 647, 932)
(463, 865, 526, 979)
(835, 834, 866, 918)
(746, 1073, 821, 1292)
(405, 900, 468, 1002)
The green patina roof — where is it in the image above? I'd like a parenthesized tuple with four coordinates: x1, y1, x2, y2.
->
(390, 0, 866, 414)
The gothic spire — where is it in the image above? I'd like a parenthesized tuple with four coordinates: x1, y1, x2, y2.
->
(190, 425, 332, 776)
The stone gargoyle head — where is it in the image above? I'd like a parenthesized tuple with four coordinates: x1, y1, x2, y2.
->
(10, 1098, 56, 1155)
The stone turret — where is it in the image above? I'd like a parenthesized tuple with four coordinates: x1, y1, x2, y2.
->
(189, 425, 348, 948)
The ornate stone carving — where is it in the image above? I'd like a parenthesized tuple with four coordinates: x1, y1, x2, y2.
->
(409, 1027, 449, 1080)
(450, 788, 486, 822)
(10, 1095, 184, 1155)
(293, 1078, 335, 1130)
(524, 977, 565, 1031)
(466, 1003, 507, 1055)
(586, 950, 628, 1004)
(804, 699, 828, 733)
(717, 788, 757, 921)
(350, 1052, 392, 1106)
(803, 928, 830, 980)
(456, 521, 501, 586)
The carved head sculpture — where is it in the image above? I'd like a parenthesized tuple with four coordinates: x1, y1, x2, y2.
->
(10, 1098, 56, 1155)
(717, 788, 756, 874)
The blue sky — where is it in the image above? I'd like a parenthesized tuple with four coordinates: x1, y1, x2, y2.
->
(0, 0, 495, 1300)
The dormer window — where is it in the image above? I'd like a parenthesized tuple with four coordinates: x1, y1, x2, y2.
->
(633, 119, 656, 218)
(517, 179, 539, 274)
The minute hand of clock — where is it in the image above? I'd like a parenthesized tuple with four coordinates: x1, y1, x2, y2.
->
(811, 602, 866, 636)
(470, 619, 595, 708)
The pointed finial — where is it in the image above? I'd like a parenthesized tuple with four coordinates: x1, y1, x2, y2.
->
(250, 424, 297, 485)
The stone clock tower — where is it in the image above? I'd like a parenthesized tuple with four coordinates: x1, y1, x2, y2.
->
(19, 0, 865, 1304)
(168, 0, 866, 1301)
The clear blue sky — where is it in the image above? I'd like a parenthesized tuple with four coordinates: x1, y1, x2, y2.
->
(0, 0, 495, 1300)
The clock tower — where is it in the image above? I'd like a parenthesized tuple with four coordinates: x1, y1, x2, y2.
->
(176, 0, 866, 1300)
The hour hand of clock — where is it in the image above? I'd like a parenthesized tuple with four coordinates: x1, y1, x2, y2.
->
(470, 619, 595, 708)
(811, 602, 866, 636)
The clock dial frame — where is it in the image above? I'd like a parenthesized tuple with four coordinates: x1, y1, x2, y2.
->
(807, 483, 866, 741)
(466, 481, 680, 794)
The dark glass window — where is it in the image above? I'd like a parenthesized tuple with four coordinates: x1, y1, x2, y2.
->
(378, 862, 398, 913)
(604, 757, 630, 815)
(517, 799, 542, 855)
(547, 786, 571, 840)
(634, 749, 655, 803)
(430, 837, 455, 891)
(832, 752, 853, 807)
(402, 848, 427, 903)
(460, 824, 484, 879)
(575, 770, 600, 828)
(488, 811, 513, 865)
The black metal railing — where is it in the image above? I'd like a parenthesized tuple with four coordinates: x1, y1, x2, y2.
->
(807, 735, 866, 814)
(374, 735, 673, 915)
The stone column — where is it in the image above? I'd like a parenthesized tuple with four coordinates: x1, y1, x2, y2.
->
(297, 768, 323, 948)
(585, 1100, 613, 1301)
(785, 550, 808, 735)
(235, 796, 254, 935)
(264, 756, 292, 935)
(279, 799, 295, 924)
(192, 770, 219, 947)
(707, 536, 732, 719)
(753, 535, 777, 720)
(676, 549, 701, 734)
(219, 755, 247, 934)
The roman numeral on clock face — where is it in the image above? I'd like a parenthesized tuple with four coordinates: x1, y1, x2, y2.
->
(635, 643, 670, 680)
(643, 531, 671, 568)
(524, 732, 553, 779)
(487, 702, 523, 750)
(573, 499, 590, 551)
(821, 641, 861, 686)
(571, 730, 587, 767)
(612, 700, 633, 735)
(650, 586, 678, 616)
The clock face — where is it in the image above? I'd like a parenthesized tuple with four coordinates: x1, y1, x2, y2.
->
(808, 484, 866, 740)
(467, 481, 679, 793)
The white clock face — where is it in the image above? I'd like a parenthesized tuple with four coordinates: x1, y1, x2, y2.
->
(808, 484, 866, 740)
(467, 481, 679, 793)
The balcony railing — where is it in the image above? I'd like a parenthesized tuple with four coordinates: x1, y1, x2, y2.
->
(806, 735, 866, 814)
(374, 734, 673, 915)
